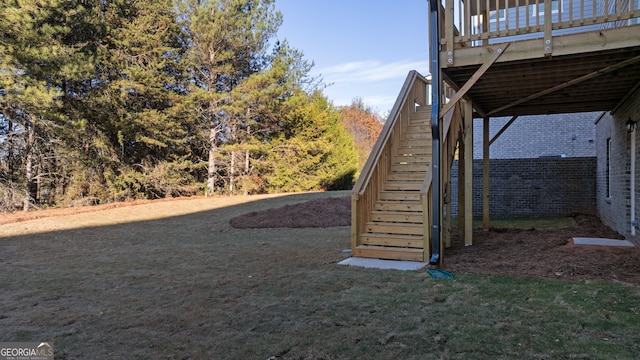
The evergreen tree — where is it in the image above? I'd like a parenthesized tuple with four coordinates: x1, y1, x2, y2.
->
(0, 0, 79, 209)
(254, 91, 358, 192)
(58, 0, 192, 201)
(0, 0, 356, 210)
(222, 40, 316, 194)
(176, 0, 282, 195)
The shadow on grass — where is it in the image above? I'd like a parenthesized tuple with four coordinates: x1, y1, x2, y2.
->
(1, 191, 639, 359)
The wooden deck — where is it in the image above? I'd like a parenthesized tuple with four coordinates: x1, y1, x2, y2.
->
(351, 0, 639, 264)
(440, 0, 640, 117)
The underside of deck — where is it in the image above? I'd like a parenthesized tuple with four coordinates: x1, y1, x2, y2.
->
(441, 26, 640, 117)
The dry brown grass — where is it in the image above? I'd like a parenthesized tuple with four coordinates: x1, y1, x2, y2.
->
(1, 191, 355, 359)
(1, 191, 640, 359)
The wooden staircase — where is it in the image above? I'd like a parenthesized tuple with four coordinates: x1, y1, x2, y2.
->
(352, 70, 468, 263)
(351, 71, 433, 262)
(354, 107, 432, 261)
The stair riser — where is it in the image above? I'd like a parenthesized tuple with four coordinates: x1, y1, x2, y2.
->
(378, 192, 421, 201)
(400, 140, 431, 148)
(388, 173, 425, 181)
(383, 183, 422, 191)
(365, 223, 424, 235)
(410, 114, 430, 121)
(406, 125, 430, 133)
(375, 203, 423, 211)
(390, 164, 429, 172)
(370, 212, 423, 223)
(396, 147, 431, 156)
(360, 235, 424, 248)
(394, 155, 431, 163)
(403, 133, 432, 140)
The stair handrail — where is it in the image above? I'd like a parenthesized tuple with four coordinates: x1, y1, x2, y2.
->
(352, 70, 430, 195)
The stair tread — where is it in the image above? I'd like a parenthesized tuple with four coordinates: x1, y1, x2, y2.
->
(378, 194, 421, 202)
(376, 200, 420, 204)
(384, 181, 423, 184)
(367, 221, 422, 226)
(371, 210, 422, 215)
(361, 232, 423, 239)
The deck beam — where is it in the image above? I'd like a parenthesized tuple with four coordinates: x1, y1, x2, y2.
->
(439, 44, 509, 119)
(442, 26, 640, 68)
(490, 116, 519, 146)
(487, 54, 640, 116)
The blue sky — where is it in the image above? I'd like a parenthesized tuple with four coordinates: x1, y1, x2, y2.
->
(275, 1, 430, 116)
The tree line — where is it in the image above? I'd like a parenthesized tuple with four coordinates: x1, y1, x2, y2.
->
(0, 0, 383, 211)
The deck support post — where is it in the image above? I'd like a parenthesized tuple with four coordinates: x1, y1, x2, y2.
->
(544, 0, 553, 56)
(458, 127, 466, 234)
(464, 100, 473, 245)
(482, 116, 490, 231)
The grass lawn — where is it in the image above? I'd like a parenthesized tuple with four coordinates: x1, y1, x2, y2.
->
(1, 191, 639, 359)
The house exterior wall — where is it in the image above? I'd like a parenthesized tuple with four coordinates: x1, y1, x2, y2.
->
(450, 157, 596, 218)
(447, 112, 598, 219)
(596, 92, 640, 242)
(473, 112, 599, 159)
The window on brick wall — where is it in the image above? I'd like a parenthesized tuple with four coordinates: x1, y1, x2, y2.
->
(606, 137, 611, 198)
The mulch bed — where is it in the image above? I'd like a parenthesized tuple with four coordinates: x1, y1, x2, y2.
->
(4, 195, 639, 284)
(230, 196, 640, 284)
(445, 215, 640, 284)
(230, 196, 351, 228)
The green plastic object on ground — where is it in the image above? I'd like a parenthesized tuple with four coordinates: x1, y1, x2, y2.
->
(427, 269, 454, 279)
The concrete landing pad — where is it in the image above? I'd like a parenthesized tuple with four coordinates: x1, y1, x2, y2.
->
(338, 257, 427, 270)
(572, 237, 635, 247)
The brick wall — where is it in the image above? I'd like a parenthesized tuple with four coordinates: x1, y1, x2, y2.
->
(449, 157, 596, 218)
(596, 92, 640, 241)
(473, 112, 599, 159)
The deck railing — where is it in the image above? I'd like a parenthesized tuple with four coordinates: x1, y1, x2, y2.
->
(443, 0, 640, 56)
(351, 71, 430, 254)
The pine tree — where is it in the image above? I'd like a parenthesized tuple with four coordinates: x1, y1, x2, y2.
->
(176, 0, 282, 195)
(0, 0, 78, 210)
(254, 91, 358, 192)
(58, 0, 192, 201)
